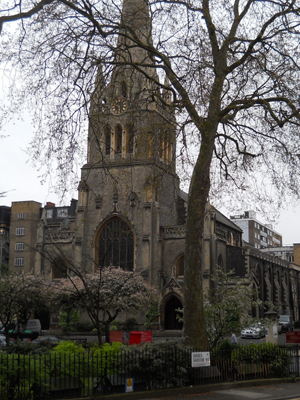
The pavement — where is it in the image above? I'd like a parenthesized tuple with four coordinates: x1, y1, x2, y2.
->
(92, 379, 300, 400)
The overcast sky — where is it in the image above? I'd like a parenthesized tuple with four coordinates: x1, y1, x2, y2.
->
(1, 116, 299, 246)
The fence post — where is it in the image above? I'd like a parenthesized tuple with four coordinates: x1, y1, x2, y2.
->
(104, 351, 108, 395)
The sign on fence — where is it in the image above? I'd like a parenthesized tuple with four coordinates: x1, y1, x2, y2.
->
(287, 331, 300, 344)
(191, 352, 211, 367)
(110, 331, 130, 343)
(110, 330, 152, 344)
(125, 378, 134, 393)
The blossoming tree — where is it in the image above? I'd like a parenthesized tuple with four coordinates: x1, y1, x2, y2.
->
(0, 272, 47, 342)
(50, 267, 156, 344)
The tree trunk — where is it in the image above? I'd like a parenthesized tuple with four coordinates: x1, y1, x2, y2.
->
(104, 322, 110, 344)
(94, 320, 103, 346)
(183, 128, 215, 348)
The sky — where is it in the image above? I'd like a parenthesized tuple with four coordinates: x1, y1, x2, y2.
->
(1, 116, 300, 246)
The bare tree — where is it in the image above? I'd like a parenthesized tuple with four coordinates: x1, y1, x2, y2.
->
(1, 0, 300, 346)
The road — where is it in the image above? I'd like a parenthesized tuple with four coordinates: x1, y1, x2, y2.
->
(144, 382, 300, 400)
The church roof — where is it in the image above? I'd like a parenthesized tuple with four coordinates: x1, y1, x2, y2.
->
(213, 206, 243, 232)
(178, 189, 188, 203)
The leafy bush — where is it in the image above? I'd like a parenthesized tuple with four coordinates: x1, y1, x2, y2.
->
(109, 320, 120, 331)
(53, 340, 85, 354)
(0, 353, 47, 399)
(116, 340, 190, 390)
(58, 310, 80, 332)
(123, 317, 137, 331)
(4, 341, 52, 355)
(74, 321, 94, 332)
(211, 339, 235, 362)
(231, 343, 291, 377)
(144, 306, 160, 328)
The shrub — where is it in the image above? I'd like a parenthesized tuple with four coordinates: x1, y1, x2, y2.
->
(231, 343, 291, 377)
(109, 320, 120, 331)
(74, 321, 94, 332)
(53, 340, 85, 354)
(123, 317, 137, 331)
(58, 310, 80, 332)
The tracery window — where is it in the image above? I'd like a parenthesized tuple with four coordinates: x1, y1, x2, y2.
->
(176, 254, 184, 278)
(160, 131, 172, 162)
(121, 81, 127, 98)
(105, 126, 111, 155)
(127, 124, 134, 154)
(115, 125, 122, 154)
(98, 217, 134, 271)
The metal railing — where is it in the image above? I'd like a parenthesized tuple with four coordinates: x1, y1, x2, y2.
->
(0, 344, 299, 399)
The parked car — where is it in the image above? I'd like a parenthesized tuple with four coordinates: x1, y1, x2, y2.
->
(0, 334, 6, 346)
(278, 315, 294, 333)
(25, 319, 42, 335)
(241, 323, 265, 339)
(31, 336, 63, 345)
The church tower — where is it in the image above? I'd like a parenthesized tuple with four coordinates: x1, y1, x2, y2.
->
(75, 0, 182, 290)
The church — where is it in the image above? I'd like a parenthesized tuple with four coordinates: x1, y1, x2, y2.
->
(5, 0, 300, 330)
(26, 0, 242, 330)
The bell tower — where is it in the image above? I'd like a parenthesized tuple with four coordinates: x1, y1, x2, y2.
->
(76, 0, 181, 285)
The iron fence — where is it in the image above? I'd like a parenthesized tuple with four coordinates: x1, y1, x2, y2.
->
(0, 344, 299, 399)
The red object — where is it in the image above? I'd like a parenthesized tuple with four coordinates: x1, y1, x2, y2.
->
(129, 332, 142, 345)
(110, 330, 152, 344)
(286, 331, 300, 343)
(110, 330, 131, 343)
(110, 331, 123, 343)
(141, 331, 152, 343)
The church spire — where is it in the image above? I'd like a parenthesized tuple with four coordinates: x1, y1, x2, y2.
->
(121, 0, 151, 37)
(116, 0, 154, 69)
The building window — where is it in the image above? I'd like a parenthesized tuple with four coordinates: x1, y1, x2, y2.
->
(17, 212, 25, 219)
(126, 125, 134, 154)
(15, 242, 25, 251)
(97, 217, 134, 271)
(52, 259, 68, 279)
(160, 131, 172, 162)
(121, 81, 127, 98)
(45, 209, 53, 219)
(176, 255, 184, 278)
(104, 126, 111, 155)
(14, 257, 24, 266)
(57, 208, 68, 218)
(16, 227, 25, 236)
(217, 254, 224, 269)
(115, 125, 123, 154)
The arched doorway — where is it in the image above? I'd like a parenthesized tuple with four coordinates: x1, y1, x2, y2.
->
(164, 296, 183, 330)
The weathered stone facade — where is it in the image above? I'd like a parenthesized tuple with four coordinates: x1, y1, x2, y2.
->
(9, 0, 300, 330)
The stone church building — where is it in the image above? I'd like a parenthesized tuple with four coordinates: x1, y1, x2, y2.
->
(29, 0, 244, 330)
(6, 0, 300, 330)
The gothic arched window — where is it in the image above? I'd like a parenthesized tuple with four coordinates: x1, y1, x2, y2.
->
(52, 258, 68, 280)
(121, 81, 127, 98)
(176, 254, 184, 278)
(127, 124, 134, 154)
(217, 254, 223, 269)
(104, 126, 111, 155)
(97, 217, 134, 271)
(160, 131, 172, 162)
(115, 125, 123, 154)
